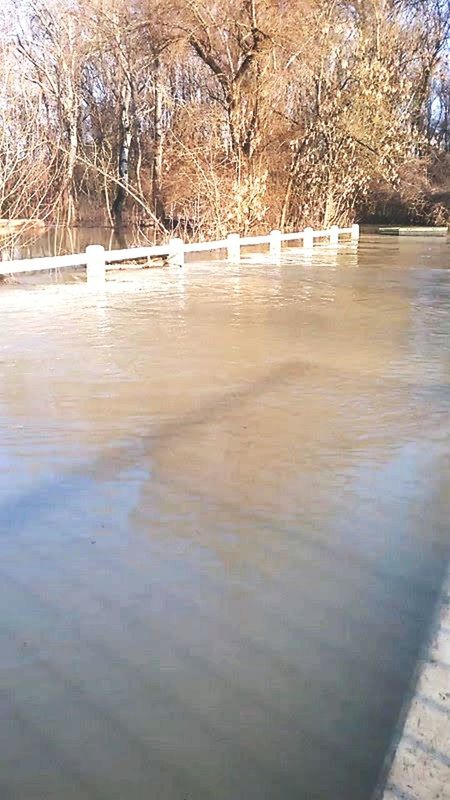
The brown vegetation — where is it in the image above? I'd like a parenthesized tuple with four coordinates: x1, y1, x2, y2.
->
(0, 0, 448, 238)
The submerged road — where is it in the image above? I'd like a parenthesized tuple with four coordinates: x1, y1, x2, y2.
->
(0, 234, 449, 799)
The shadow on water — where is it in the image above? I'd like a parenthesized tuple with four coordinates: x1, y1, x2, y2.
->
(1, 359, 449, 797)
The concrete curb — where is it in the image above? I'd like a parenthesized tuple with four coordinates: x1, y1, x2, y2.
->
(376, 571, 450, 800)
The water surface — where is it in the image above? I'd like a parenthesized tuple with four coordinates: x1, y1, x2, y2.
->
(0, 234, 449, 800)
(1, 225, 155, 261)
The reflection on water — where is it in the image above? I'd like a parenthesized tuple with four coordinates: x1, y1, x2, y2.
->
(0, 224, 156, 261)
(0, 235, 449, 800)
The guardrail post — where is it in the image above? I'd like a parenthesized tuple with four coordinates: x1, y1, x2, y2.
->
(227, 233, 240, 263)
(168, 237, 184, 267)
(330, 225, 339, 245)
(86, 245, 106, 287)
(303, 227, 313, 250)
(351, 223, 360, 241)
(269, 229, 282, 259)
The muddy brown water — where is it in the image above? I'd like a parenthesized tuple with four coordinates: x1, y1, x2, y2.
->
(0, 225, 155, 261)
(0, 234, 449, 800)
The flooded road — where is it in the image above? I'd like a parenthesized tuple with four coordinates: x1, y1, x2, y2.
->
(0, 234, 449, 800)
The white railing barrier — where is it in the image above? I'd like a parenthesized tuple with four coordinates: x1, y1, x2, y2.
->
(104, 244, 168, 263)
(227, 233, 240, 264)
(303, 227, 314, 249)
(0, 223, 360, 285)
(86, 244, 106, 287)
(0, 252, 87, 275)
(168, 237, 184, 268)
(184, 239, 227, 254)
(270, 229, 282, 259)
(330, 225, 340, 245)
(282, 231, 305, 242)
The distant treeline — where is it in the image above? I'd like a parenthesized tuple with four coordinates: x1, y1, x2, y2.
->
(0, 0, 449, 237)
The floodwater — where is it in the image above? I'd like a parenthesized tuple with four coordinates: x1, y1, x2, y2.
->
(0, 225, 157, 261)
(0, 234, 449, 800)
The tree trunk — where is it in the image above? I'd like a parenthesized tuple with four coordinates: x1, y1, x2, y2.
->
(151, 56, 166, 222)
(279, 143, 303, 230)
(113, 82, 132, 229)
(324, 188, 335, 228)
(279, 171, 295, 231)
(65, 115, 78, 225)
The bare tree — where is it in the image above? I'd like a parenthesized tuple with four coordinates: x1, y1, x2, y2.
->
(15, 0, 90, 224)
(0, 0, 447, 234)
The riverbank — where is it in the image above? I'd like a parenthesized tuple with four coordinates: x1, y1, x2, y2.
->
(380, 571, 450, 800)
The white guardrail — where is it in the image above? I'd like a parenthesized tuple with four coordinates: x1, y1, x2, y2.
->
(0, 224, 359, 286)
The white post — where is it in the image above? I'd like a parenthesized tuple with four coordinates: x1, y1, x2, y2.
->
(351, 223, 360, 241)
(86, 245, 106, 287)
(227, 233, 240, 263)
(330, 225, 339, 245)
(168, 237, 184, 267)
(269, 229, 282, 259)
(303, 227, 313, 250)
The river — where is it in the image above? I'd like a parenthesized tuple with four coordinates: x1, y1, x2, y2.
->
(0, 233, 449, 800)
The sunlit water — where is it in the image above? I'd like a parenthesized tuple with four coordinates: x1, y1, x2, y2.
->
(0, 235, 449, 800)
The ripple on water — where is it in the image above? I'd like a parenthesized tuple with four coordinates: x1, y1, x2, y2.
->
(0, 234, 449, 800)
